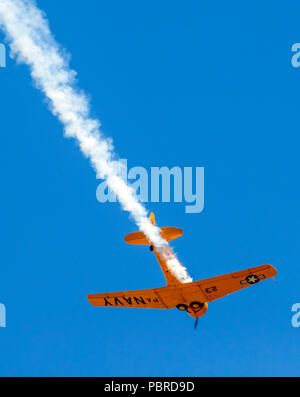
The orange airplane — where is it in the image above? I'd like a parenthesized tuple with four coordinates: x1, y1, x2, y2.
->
(87, 213, 277, 328)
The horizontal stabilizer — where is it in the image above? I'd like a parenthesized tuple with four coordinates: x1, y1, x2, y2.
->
(124, 227, 183, 245)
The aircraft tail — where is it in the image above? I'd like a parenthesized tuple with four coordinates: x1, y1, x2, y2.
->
(124, 212, 183, 245)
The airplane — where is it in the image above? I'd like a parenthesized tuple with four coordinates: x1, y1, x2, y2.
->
(87, 213, 277, 328)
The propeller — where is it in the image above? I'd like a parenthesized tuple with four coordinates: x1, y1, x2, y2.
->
(194, 317, 199, 329)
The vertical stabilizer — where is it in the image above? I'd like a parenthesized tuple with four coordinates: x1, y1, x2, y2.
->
(149, 212, 155, 225)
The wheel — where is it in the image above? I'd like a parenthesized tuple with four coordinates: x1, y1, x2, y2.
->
(149, 245, 154, 252)
(176, 303, 189, 311)
(190, 301, 204, 310)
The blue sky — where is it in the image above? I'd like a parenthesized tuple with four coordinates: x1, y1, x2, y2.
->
(0, 0, 299, 376)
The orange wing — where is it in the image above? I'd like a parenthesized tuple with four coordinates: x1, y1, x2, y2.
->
(87, 264, 277, 309)
(189, 264, 277, 302)
(87, 288, 169, 309)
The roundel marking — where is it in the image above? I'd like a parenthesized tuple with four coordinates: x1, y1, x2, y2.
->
(245, 274, 259, 284)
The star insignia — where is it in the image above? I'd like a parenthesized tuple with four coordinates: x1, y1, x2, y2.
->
(246, 275, 259, 284)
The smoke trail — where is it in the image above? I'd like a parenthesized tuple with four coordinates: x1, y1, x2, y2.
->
(0, 0, 192, 283)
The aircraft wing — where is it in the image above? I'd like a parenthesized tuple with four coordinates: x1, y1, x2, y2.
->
(87, 264, 277, 308)
(87, 287, 170, 309)
(87, 283, 205, 309)
(189, 264, 277, 302)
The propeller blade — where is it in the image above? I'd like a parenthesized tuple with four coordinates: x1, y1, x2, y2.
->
(194, 317, 199, 329)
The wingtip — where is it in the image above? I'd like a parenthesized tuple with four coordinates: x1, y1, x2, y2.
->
(87, 294, 97, 306)
(267, 264, 278, 276)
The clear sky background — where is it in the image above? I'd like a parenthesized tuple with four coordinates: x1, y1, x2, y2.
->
(0, 0, 299, 376)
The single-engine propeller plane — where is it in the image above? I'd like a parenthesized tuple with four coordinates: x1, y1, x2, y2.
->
(87, 213, 277, 328)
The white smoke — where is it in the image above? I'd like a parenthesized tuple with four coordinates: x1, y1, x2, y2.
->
(0, 0, 192, 283)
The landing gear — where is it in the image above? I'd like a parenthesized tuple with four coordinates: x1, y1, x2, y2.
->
(190, 301, 204, 310)
(150, 245, 154, 252)
(176, 303, 189, 311)
(176, 301, 204, 311)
